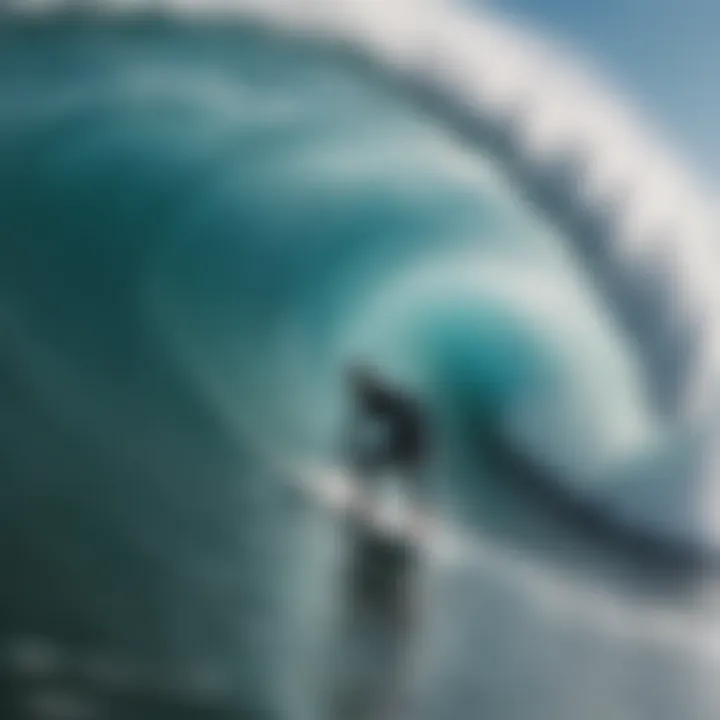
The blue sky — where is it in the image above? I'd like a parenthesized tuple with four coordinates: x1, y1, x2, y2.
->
(488, 0, 719, 190)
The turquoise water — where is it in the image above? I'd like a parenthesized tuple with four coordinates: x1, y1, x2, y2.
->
(0, 9, 719, 720)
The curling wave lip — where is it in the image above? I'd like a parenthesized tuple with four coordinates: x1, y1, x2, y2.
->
(9, 0, 720, 557)
(9, 0, 719, 419)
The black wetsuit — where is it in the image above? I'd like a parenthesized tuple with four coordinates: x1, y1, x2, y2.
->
(331, 372, 429, 719)
(349, 376, 429, 485)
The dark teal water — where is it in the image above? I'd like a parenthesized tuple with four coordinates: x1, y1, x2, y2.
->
(0, 10, 718, 720)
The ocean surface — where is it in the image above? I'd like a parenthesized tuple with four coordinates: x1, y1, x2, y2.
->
(1, 2, 720, 718)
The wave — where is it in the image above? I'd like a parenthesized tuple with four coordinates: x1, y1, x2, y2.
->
(1, 2, 720, 718)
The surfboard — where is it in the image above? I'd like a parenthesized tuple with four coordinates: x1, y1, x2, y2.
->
(291, 463, 470, 566)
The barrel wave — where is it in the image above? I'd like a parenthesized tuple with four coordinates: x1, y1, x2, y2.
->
(2, 2, 720, 719)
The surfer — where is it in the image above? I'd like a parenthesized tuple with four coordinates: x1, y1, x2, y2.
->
(330, 363, 432, 720)
(344, 364, 429, 496)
